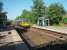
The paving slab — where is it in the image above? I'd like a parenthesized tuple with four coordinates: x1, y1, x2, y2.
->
(0, 30, 29, 50)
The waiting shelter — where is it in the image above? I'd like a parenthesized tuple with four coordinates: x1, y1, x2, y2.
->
(37, 17, 49, 26)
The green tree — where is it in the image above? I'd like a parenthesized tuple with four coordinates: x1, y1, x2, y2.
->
(32, 0, 46, 23)
(15, 16, 21, 20)
(21, 10, 31, 19)
(16, 9, 33, 23)
(16, 0, 46, 24)
(48, 3, 65, 25)
(16, 10, 30, 19)
(21, 10, 32, 23)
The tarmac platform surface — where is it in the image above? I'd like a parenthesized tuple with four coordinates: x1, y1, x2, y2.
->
(0, 30, 29, 50)
(32, 25, 67, 34)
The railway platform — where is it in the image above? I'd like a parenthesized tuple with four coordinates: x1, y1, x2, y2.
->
(32, 25, 67, 34)
(0, 30, 29, 50)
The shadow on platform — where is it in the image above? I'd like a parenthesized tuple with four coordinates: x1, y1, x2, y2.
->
(0, 41, 29, 50)
(34, 43, 67, 50)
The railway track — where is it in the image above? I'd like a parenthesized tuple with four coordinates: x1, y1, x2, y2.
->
(31, 27, 67, 41)
(17, 27, 67, 50)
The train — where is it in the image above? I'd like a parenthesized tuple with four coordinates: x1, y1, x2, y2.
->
(14, 18, 30, 31)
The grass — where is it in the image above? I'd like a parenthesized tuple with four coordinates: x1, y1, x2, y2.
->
(33, 23, 65, 29)
(51, 23, 64, 29)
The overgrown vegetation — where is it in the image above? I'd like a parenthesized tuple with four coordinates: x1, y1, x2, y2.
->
(47, 3, 65, 25)
(16, 0, 66, 25)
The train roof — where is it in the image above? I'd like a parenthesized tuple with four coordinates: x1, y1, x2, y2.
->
(16, 18, 28, 22)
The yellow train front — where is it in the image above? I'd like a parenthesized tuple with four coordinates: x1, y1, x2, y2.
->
(19, 21, 30, 28)
(15, 18, 30, 32)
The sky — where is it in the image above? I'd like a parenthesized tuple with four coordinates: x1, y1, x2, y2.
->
(1, 0, 67, 20)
